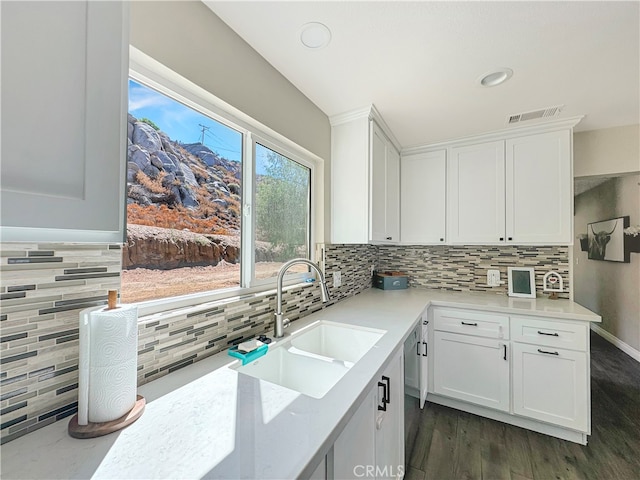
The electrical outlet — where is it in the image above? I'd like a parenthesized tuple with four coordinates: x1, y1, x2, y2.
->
(370, 265, 375, 276)
(333, 271, 342, 288)
(487, 269, 501, 287)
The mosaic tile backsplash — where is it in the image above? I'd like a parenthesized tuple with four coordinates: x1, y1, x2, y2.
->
(377, 245, 570, 298)
(0, 243, 375, 444)
(1, 241, 566, 444)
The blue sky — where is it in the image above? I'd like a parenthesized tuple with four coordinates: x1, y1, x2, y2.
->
(128, 79, 242, 162)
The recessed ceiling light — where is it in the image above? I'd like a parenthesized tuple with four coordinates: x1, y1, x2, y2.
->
(300, 22, 331, 49)
(479, 68, 514, 87)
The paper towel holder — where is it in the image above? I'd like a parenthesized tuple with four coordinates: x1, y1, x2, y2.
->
(68, 291, 145, 439)
(68, 395, 146, 439)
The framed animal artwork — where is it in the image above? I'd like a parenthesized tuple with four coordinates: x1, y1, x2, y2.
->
(587, 216, 630, 263)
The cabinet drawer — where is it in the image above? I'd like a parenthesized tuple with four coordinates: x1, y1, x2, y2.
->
(511, 317, 587, 351)
(433, 308, 509, 339)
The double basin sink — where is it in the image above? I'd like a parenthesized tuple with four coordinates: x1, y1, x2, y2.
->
(233, 321, 386, 398)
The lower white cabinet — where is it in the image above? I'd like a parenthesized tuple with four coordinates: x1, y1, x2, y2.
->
(433, 331, 509, 412)
(512, 342, 588, 431)
(419, 316, 429, 409)
(428, 307, 592, 444)
(404, 313, 429, 409)
(333, 349, 404, 480)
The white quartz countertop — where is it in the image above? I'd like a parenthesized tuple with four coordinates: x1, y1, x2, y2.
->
(0, 289, 600, 480)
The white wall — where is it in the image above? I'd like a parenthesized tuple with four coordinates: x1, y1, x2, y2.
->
(573, 175, 640, 351)
(129, 1, 332, 240)
(574, 125, 640, 177)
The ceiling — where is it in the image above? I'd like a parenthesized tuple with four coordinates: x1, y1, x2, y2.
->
(205, 1, 639, 149)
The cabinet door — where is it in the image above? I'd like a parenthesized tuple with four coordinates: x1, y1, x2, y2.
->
(448, 141, 505, 244)
(385, 144, 400, 243)
(505, 130, 572, 244)
(404, 326, 420, 393)
(433, 331, 509, 412)
(400, 150, 446, 244)
(1, 1, 128, 242)
(370, 122, 389, 242)
(375, 349, 405, 479)
(370, 121, 399, 243)
(333, 388, 376, 479)
(512, 343, 588, 431)
(420, 316, 429, 409)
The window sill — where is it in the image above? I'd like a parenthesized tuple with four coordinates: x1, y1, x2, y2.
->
(135, 279, 317, 325)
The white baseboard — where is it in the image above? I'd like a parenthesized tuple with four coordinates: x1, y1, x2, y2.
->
(591, 324, 640, 363)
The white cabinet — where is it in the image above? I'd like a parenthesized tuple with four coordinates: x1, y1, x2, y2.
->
(404, 325, 420, 395)
(330, 107, 400, 244)
(447, 130, 572, 245)
(511, 315, 589, 432)
(0, 1, 129, 243)
(433, 331, 510, 412)
(512, 343, 588, 431)
(400, 150, 447, 244)
(428, 307, 592, 444)
(505, 130, 572, 243)
(405, 314, 429, 409)
(333, 389, 376, 480)
(448, 141, 506, 244)
(419, 315, 429, 409)
(374, 349, 404, 480)
(371, 122, 400, 243)
(333, 349, 404, 480)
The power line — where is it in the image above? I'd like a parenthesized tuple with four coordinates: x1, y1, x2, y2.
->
(198, 124, 210, 145)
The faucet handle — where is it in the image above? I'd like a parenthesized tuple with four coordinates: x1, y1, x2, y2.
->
(283, 318, 291, 330)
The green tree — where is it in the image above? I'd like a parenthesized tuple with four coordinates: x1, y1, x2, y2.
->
(255, 151, 310, 260)
(140, 117, 160, 131)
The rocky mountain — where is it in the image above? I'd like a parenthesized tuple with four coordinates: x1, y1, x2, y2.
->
(125, 114, 244, 269)
(126, 113, 241, 233)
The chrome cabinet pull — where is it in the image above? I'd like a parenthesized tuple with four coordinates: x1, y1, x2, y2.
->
(538, 331, 559, 337)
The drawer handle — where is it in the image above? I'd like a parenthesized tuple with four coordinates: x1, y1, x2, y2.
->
(538, 331, 559, 337)
(503, 344, 507, 361)
(386, 236, 392, 240)
(377, 381, 388, 411)
(461, 321, 478, 326)
(538, 349, 559, 356)
(422, 341, 428, 357)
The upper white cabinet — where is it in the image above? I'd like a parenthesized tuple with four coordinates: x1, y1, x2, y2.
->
(505, 130, 572, 244)
(0, 1, 129, 243)
(447, 129, 573, 245)
(448, 141, 506, 244)
(400, 150, 447, 244)
(331, 106, 400, 244)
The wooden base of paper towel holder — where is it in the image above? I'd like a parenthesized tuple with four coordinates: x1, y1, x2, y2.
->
(68, 395, 146, 439)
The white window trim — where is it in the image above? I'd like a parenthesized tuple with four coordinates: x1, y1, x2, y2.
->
(128, 47, 323, 317)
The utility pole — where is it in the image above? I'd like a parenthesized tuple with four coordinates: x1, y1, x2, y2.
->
(198, 124, 210, 145)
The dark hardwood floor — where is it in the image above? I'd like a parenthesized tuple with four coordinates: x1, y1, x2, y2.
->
(404, 332, 640, 480)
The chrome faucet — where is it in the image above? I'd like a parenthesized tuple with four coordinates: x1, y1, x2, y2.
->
(274, 258, 330, 338)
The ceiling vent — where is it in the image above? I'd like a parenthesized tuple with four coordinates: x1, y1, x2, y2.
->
(507, 105, 564, 125)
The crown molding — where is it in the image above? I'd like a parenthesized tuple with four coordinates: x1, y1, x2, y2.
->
(329, 104, 401, 152)
(402, 115, 585, 156)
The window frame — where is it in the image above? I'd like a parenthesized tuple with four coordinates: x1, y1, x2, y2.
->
(128, 47, 320, 317)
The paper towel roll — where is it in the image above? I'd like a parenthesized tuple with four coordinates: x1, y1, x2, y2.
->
(78, 304, 138, 425)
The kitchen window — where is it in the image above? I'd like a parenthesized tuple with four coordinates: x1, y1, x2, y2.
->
(122, 56, 317, 312)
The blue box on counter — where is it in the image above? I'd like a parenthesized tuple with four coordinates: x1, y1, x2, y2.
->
(373, 271, 408, 290)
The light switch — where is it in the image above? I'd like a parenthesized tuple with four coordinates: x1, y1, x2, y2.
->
(487, 269, 501, 287)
